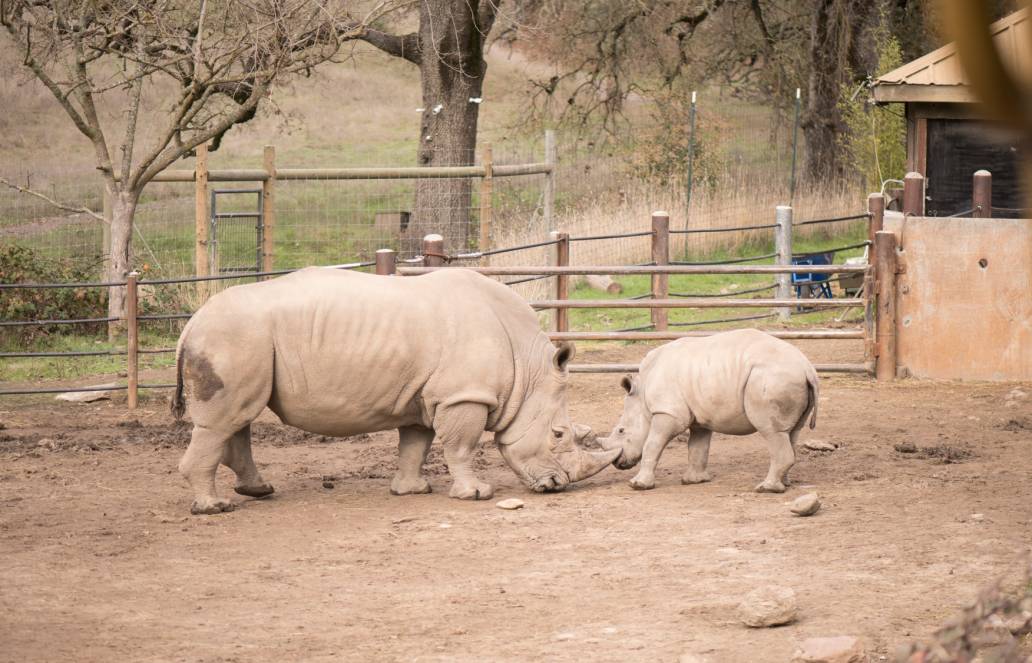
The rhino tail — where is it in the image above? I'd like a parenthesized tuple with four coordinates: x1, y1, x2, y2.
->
(806, 368, 819, 430)
(171, 340, 187, 421)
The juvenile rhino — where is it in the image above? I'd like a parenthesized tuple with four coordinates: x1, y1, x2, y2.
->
(598, 329, 819, 493)
(171, 267, 618, 514)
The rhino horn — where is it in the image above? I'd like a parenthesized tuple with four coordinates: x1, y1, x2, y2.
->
(595, 436, 621, 451)
(561, 446, 621, 483)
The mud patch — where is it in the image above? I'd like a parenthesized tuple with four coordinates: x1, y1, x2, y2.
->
(182, 349, 224, 402)
(1001, 417, 1031, 432)
(895, 442, 975, 464)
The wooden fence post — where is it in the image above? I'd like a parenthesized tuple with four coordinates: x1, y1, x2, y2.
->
(422, 234, 445, 267)
(902, 172, 925, 216)
(774, 205, 793, 322)
(650, 211, 670, 331)
(479, 143, 493, 257)
(126, 271, 139, 409)
(550, 231, 570, 332)
(863, 265, 876, 372)
(874, 231, 898, 381)
(973, 169, 992, 218)
(262, 145, 276, 273)
(543, 130, 556, 232)
(194, 143, 210, 299)
(375, 249, 396, 275)
(867, 192, 885, 278)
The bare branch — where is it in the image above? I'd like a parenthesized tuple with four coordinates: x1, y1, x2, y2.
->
(0, 177, 106, 223)
(356, 27, 420, 63)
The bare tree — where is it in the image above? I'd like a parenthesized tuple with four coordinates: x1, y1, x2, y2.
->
(0, 0, 385, 319)
(514, 0, 880, 182)
(345, 1, 500, 251)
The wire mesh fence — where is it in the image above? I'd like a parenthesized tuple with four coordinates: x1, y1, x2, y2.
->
(0, 87, 884, 319)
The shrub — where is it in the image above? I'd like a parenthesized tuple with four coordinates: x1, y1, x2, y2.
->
(0, 243, 107, 344)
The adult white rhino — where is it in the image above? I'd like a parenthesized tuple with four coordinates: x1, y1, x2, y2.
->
(171, 267, 618, 514)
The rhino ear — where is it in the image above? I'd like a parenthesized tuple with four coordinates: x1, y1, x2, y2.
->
(553, 341, 576, 372)
(620, 374, 637, 395)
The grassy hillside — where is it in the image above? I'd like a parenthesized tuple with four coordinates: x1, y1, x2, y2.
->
(0, 42, 540, 174)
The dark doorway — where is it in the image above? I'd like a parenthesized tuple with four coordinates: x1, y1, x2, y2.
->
(925, 119, 1025, 217)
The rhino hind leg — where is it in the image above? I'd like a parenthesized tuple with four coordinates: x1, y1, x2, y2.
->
(224, 425, 275, 499)
(629, 413, 684, 490)
(681, 428, 714, 485)
(755, 431, 795, 494)
(391, 425, 434, 496)
(179, 426, 237, 515)
(435, 403, 493, 500)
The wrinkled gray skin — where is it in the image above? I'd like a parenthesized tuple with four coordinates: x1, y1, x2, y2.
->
(171, 267, 618, 515)
(598, 329, 819, 493)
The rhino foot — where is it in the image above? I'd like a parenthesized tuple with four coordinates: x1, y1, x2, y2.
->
(449, 481, 494, 500)
(190, 497, 236, 515)
(235, 482, 275, 498)
(629, 473, 656, 490)
(390, 476, 432, 496)
(755, 479, 787, 494)
(681, 470, 713, 485)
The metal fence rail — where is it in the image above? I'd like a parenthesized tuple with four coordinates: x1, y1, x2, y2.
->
(2, 205, 883, 406)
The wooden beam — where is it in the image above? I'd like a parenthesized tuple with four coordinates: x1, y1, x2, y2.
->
(398, 265, 867, 276)
(531, 298, 863, 309)
(549, 330, 863, 341)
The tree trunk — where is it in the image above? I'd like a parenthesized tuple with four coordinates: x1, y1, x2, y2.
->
(406, 0, 489, 255)
(107, 189, 139, 331)
(802, 0, 877, 183)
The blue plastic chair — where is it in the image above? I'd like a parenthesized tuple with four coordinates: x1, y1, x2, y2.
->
(791, 252, 834, 299)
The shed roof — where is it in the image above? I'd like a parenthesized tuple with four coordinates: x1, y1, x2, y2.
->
(872, 8, 1032, 103)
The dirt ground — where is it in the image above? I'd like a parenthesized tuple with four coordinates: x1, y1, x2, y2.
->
(1, 340, 1031, 662)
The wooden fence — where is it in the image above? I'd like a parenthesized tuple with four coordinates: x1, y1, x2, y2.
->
(4, 202, 906, 408)
(107, 133, 557, 280)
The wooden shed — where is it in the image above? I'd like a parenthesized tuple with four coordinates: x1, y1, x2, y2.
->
(872, 9, 1028, 217)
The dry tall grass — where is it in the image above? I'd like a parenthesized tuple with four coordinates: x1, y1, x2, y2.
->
(493, 176, 866, 270)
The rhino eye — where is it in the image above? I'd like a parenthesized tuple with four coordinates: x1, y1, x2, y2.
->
(553, 430, 563, 439)
(617, 427, 625, 434)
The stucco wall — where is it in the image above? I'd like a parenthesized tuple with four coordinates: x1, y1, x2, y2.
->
(884, 213, 1032, 381)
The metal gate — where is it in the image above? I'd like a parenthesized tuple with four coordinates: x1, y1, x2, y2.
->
(209, 189, 263, 274)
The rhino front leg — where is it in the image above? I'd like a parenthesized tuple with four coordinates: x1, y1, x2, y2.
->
(435, 403, 493, 500)
(224, 425, 275, 499)
(681, 428, 714, 484)
(630, 413, 684, 490)
(391, 425, 434, 496)
(179, 426, 236, 515)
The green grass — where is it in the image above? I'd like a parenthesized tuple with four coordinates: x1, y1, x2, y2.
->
(0, 329, 180, 383)
(566, 225, 868, 332)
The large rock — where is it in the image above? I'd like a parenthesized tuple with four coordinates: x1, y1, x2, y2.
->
(803, 440, 837, 452)
(571, 274, 623, 294)
(792, 636, 867, 663)
(791, 493, 822, 517)
(55, 383, 117, 403)
(738, 586, 798, 627)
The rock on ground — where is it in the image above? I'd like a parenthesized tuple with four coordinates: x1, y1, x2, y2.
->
(803, 440, 838, 452)
(737, 586, 798, 628)
(496, 498, 525, 510)
(791, 493, 822, 517)
(55, 384, 117, 403)
(791, 636, 867, 663)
